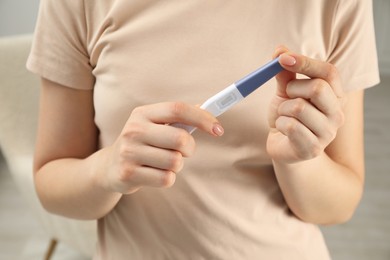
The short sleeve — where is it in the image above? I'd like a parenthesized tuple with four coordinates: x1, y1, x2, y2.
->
(328, 0, 380, 92)
(26, 0, 94, 90)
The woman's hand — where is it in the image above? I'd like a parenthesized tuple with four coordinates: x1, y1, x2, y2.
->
(266, 47, 365, 224)
(97, 102, 224, 194)
(267, 47, 346, 163)
(34, 79, 224, 219)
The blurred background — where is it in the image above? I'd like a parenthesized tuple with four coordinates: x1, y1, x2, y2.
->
(0, 0, 389, 259)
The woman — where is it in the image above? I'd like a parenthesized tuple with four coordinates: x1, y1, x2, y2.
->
(27, 0, 379, 259)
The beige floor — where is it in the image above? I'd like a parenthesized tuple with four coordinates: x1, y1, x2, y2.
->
(0, 75, 389, 260)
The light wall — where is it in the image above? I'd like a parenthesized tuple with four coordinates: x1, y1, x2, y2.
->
(0, 0, 40, 37)
(373, 0, 390, 74)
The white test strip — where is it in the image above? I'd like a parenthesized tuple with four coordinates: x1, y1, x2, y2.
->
(172, 57, 283, 134)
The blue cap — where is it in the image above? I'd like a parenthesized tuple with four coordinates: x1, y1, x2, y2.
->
(235, 57, 283, 97)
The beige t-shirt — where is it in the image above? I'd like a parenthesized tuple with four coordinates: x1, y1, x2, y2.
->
(27, 0, 379, 259)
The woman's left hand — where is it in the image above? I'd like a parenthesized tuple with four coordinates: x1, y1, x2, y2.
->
(267, 47, 346, 163)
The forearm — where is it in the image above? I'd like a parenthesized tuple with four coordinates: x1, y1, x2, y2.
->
(273, 152, 364, 225)
(34, 148, 122, 220)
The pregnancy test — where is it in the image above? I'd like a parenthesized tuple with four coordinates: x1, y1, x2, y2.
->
(173, 57, 283, 134)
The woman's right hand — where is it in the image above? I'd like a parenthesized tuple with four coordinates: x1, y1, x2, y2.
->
(35, 80, 224, 218)
(97, 102, 224, 194)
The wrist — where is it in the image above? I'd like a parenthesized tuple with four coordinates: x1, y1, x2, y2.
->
(89, 147, 118, 194)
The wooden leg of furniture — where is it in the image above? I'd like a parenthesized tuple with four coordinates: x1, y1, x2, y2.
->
(44, 239, 58, 260)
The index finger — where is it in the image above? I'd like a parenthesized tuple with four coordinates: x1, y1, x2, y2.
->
(132, 102, 223, 136)
(279, 52, 344, 98)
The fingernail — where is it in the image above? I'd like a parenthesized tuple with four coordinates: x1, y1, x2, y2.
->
(212, 123, 224, 136)
(280, 54, 296, 66)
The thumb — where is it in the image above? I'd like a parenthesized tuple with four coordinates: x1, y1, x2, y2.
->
(273, 46, 296, 98)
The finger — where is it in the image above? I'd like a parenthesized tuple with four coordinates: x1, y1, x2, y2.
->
(140, 123, 196, 157)
(275, 116, 322, 160)
(272, 46, 296, 98)
(286, 79, 341, 115)
(132, 102, 223, 136)
(128, 166, 176, 189)
(272, 45, 289, 59)
(279, 52, 344, 98)
(278, 98, 330, 140)
(133, 145, 184, 173)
